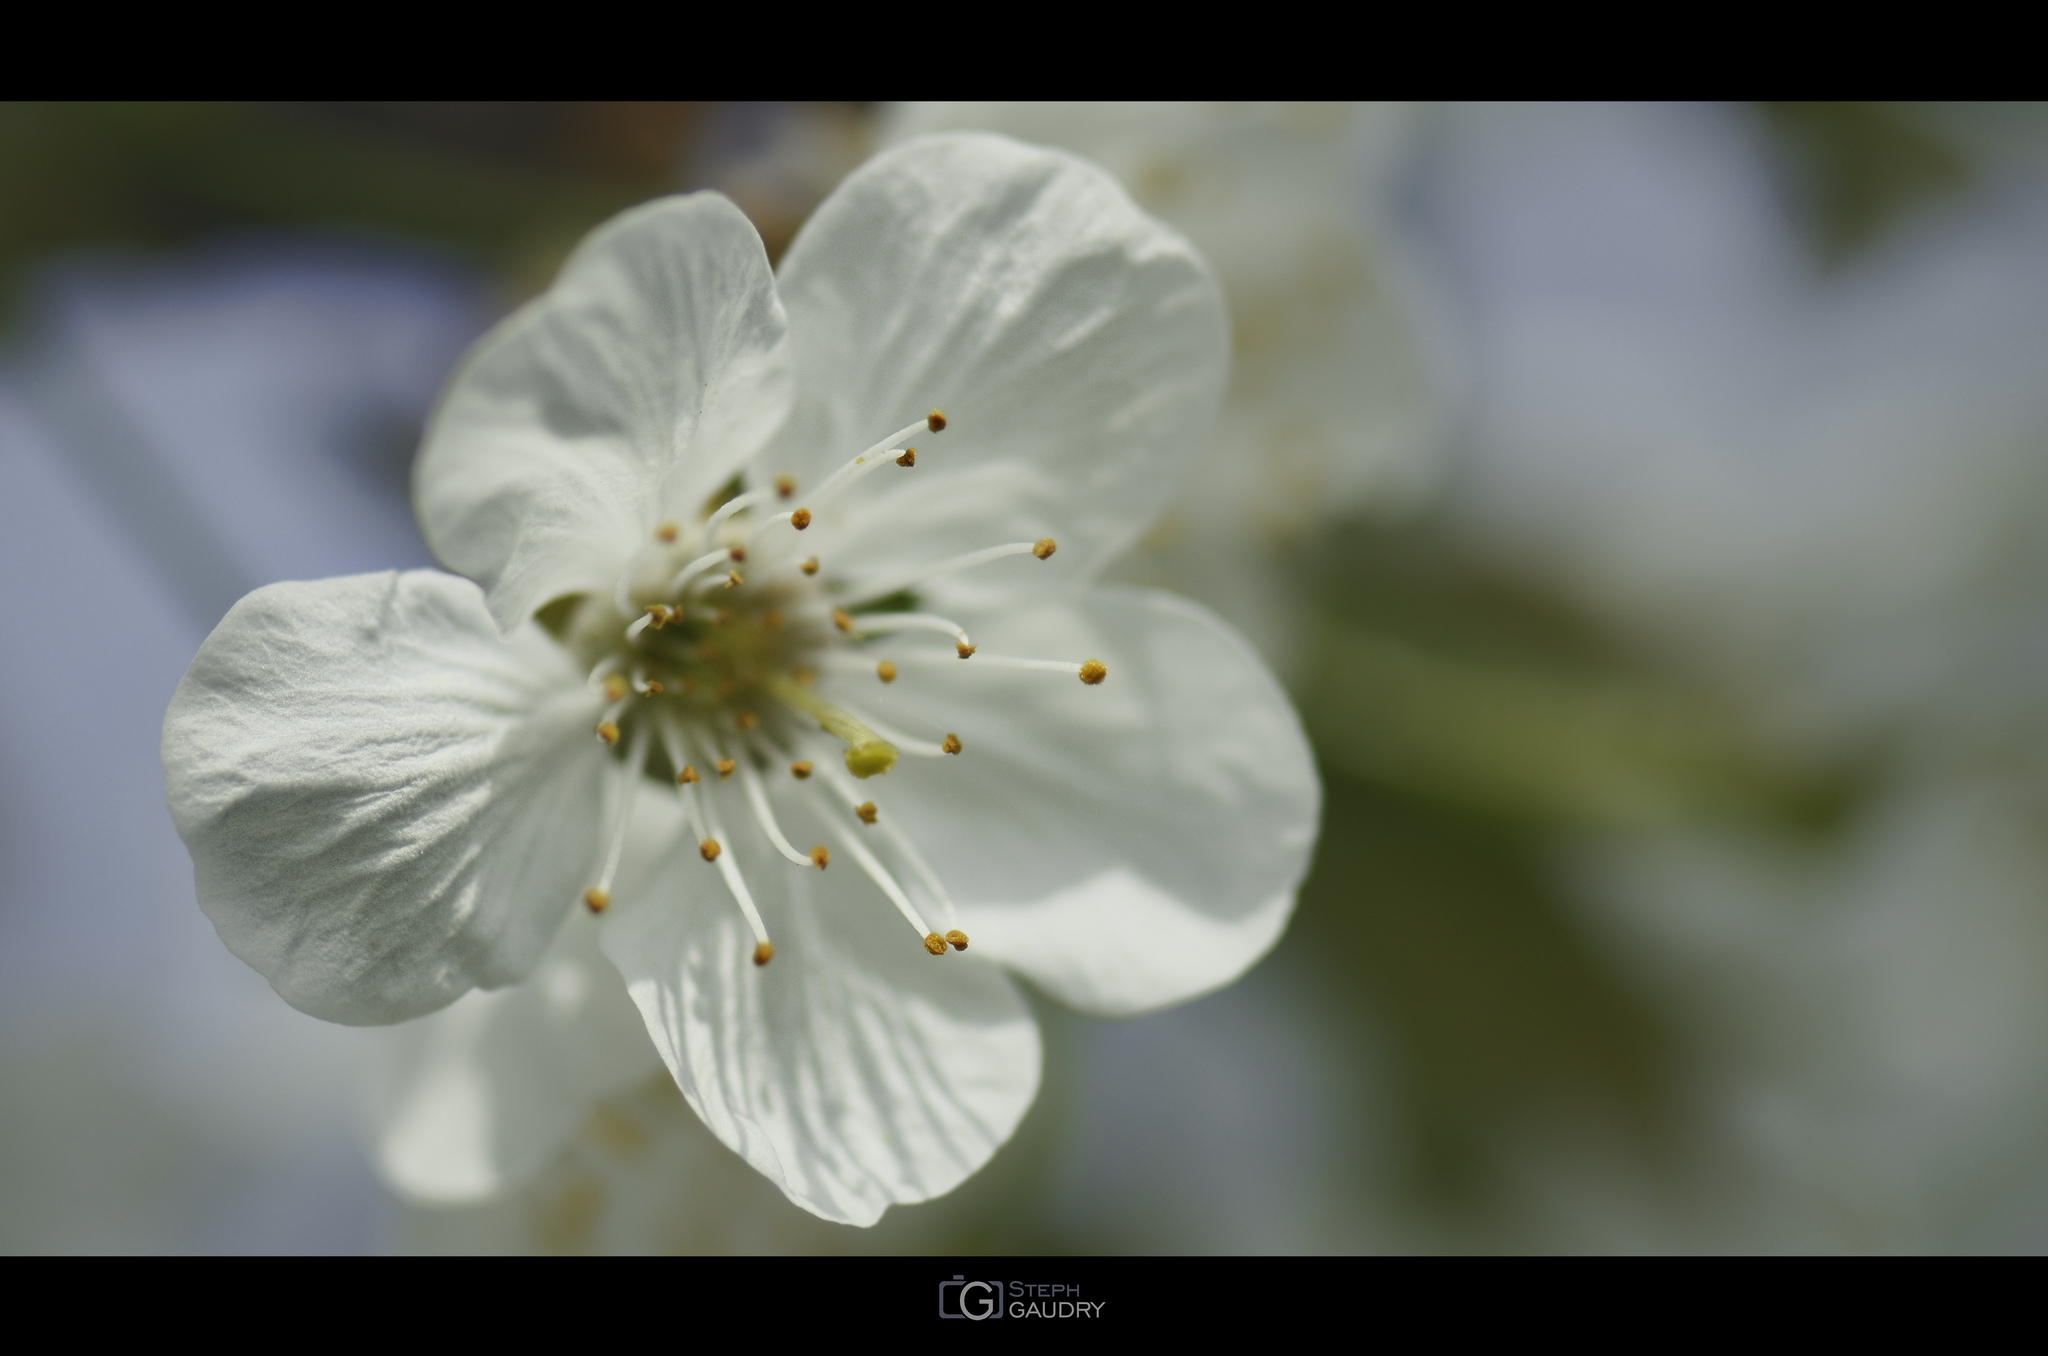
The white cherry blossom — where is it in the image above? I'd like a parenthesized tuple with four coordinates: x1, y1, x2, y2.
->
(162, 134, 1319, 1225)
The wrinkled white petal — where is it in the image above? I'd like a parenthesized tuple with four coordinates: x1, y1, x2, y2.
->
(417, 194, 791, 632)
(374, 907, 660, 1204)
(600, 819, 1040, 1226)
(765, 133, 1228, 607)
(830, 586, 1318, 1016)
(163, 570, 605, 1024)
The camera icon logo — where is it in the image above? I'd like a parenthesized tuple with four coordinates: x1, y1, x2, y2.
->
(938, 1275, 1004, 1321)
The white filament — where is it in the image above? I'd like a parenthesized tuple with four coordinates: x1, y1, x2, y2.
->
(839, 541, 1041, 607)
(595, 725, 651, 896)
(811, 755, 959, 926)
(799, 784, 934, 939)
(736, 754, 816, 867)
(838, 611, 973, 648)
(661, 724, 771, 946)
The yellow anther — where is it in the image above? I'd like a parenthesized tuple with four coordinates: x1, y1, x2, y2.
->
(728, 545, 746, 562)
(1079, 659, 1108, 685)
(945, 929, 969, 952)
(791, 508, 812, 530)
(716, 758, 736, 779)
(645, 604, 671, 627)
(896, 447, 916, 467)
(855, 802, 878, 825)
(725, 570, 743, 589)
(801, 557, 820, 576)
(956, 642, 976, 659)
(942, 733, 963, 755)
(833, 609, 853, 632)
(790, 760, 813, 780)
(1033, 537, 1057, 560)
(927, 409, 947, 433)
(763, 609, 784, 630)
(583, 887, 610, 914)
(699, 838, 721, 862)
(774, 475, 796, 499)
(734, 710, 758, 731)
(678, 765, 699, 784)
(597, 721, 620, 745)
(876, 660, 898, 684)
(753, 941, 775, 966)
(655, 521, 679, 543)
(923, 932, 947, 956)
(809, 845, 830, 870)
(602, 673, 629, 701)
(645, 679, 664, 694)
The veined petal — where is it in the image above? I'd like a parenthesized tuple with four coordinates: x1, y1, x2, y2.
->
(837, 586, 1319, 1017)
(600, 821, 1040, 1227)
(374, 907, 661, 1204)
(766, 133, 1228, 607)
(162, 570, 606, 1024)
(416, 194, 791, 633)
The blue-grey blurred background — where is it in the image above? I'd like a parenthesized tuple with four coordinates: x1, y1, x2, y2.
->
(7, 102, 2048, 1253)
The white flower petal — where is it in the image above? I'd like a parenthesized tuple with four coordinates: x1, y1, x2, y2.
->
(162, 570, 606, 1024)
(600, 822, 1040, 1226)
(416, 194, 791, 632)
(374, 907, 660, 1204)
(766, 133, 1228, 606)
(838, 586, 1318, 1017)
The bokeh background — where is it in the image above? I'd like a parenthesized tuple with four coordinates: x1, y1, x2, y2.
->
(7, 101, 2048, 1253)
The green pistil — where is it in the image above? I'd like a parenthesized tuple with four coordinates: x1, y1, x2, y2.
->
(765, 674, 897, 779)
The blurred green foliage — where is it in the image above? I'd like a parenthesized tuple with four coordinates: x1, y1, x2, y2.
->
(0, 102, 703, 321)
(1757, 102, 1972, 264)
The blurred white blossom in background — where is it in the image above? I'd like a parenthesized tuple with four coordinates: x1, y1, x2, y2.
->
(1408, 100, 2048, 1249)
(0, 243, 493, 1251)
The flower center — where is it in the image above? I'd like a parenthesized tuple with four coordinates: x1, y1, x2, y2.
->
(560, 412, 1108, 967)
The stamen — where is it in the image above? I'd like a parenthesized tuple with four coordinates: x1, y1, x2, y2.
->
(667, 547, 734, 597)
(737, 757, 825, 869)
(724, 570, 743, 589)
(838, 540, 1053, 608)
(766, 674, 897, 778)
(625, 612, 656, 641)
(789, 508, 812, 531)
(678, 764, 699, 784)
(790, 761, 813, 779)
(703, 487, 777, 539)
(585, 725, 650, 910)
(662, 723, 773, 956)
(588, 656, 623, 687)
(945, 930, 970, 951)
(802, 557, 820, 576)
(804, 694, 952, 758)
(809, 846, 830, 869)
(943, 733, 962, 755)
(896, 447, 916, 467)
(927, 409, 947, 432)
(716, 758, 736, 779)
(603, 673, 630, 702)
(775, 475, 796, 498)
(798, 417, 938, 514)
(856, 651, 1107, 684)
(729, 545, 746, 563)
(811, 754, 961, 926)
(1033, 537, 1057, 559)
(656, 521, 679, 543)
(700, 839, 722, 861)
(734, 710, 758, 731)
(924, 934, 947, 956)
(876, 661, 897, 684)
(799, 783, 938, 944)
(834, 611, 975, 653)
(834, 609, 854, 632)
